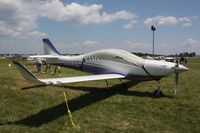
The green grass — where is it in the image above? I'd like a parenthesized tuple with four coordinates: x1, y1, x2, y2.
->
(0, 57, 200, 132)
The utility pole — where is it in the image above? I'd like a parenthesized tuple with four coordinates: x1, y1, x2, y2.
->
(151, 26, 156, 57)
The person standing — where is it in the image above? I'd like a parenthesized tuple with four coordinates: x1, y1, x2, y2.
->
(53, 66, 61, 75)
(36, 58, 42, 73)
(44, 63, 52, 73)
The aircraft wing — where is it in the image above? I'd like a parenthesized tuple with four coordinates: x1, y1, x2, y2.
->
(12, 61, 125, 85)
(40, 74, 125, 85)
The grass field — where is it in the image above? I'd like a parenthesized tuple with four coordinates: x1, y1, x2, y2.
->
(0, 57, 200, 132)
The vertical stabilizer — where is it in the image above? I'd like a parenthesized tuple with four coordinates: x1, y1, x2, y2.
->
(43, 38, 61, 55)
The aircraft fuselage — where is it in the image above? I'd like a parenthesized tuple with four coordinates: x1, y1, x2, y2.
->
(44, 49, 188, 82)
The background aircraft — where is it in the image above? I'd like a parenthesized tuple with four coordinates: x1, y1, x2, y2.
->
(13, 38, 188, 97)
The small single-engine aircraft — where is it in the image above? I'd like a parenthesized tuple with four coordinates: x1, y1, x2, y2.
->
(13, 38, 188, 97)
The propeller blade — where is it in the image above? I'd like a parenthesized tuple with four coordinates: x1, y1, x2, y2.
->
(172, 60, 188, 95)
(174, 73, 179, 95)
(174, 61, 179, 95)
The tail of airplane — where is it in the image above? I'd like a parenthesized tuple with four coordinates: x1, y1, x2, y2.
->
(43, 38, 61, 55)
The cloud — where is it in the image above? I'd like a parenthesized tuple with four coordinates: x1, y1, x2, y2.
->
(183, 38, 200, 47)
(26, 31, 46, 38)
(123, 19, 137, 29)
(180, 38, 200, 54)
(181, 23, 192, 27)
(155, 38, 200, 54)
(0, 0, 137, 38)
(39, 1, 137, 25)
(121, 41, 151, 53)
(144, 16, 178, 26)
(0, 21, 20, 36)
(144, 16, 194, 27)
(178, 17, 192, 27)
(82, 40, 99, 45)
(123, 41, 149, 48)
(0, 0, 45, 37)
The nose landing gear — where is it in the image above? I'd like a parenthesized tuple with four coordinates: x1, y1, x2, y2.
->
(154, 80, 163, 97)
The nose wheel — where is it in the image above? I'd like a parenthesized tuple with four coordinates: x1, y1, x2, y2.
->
(154, 80, 163, 97)
(154, 89, 162, 97)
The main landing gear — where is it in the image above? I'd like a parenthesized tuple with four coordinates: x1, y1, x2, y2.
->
(154, 80, 163, 97)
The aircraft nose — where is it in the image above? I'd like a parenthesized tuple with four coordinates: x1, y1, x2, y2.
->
(174, 64, 189, 73)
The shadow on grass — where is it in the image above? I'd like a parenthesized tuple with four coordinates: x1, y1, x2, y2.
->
(21, 84, 47, 90)
(4, 81, 172, 127)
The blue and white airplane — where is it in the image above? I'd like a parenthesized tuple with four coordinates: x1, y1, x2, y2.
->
(13, 39, 188, 96)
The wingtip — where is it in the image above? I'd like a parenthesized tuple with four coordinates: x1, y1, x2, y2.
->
(12, 61, 42, 83)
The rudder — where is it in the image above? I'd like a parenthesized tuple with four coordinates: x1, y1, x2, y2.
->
(43, 38, 61, 55)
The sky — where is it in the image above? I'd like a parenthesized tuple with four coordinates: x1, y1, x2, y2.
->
(0, 0, 200, 55)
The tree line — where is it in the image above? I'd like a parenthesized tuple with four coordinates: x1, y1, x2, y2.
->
(132, 52, 196, 57)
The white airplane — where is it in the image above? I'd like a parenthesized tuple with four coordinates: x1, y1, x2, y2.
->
(13, 38, 188, 97)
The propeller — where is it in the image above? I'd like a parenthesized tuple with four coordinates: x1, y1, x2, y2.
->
(174, 60, 179, 95)
(171, 58, 188, 95)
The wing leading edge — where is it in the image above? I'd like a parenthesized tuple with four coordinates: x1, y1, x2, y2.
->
(12, 61, 125, 85)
